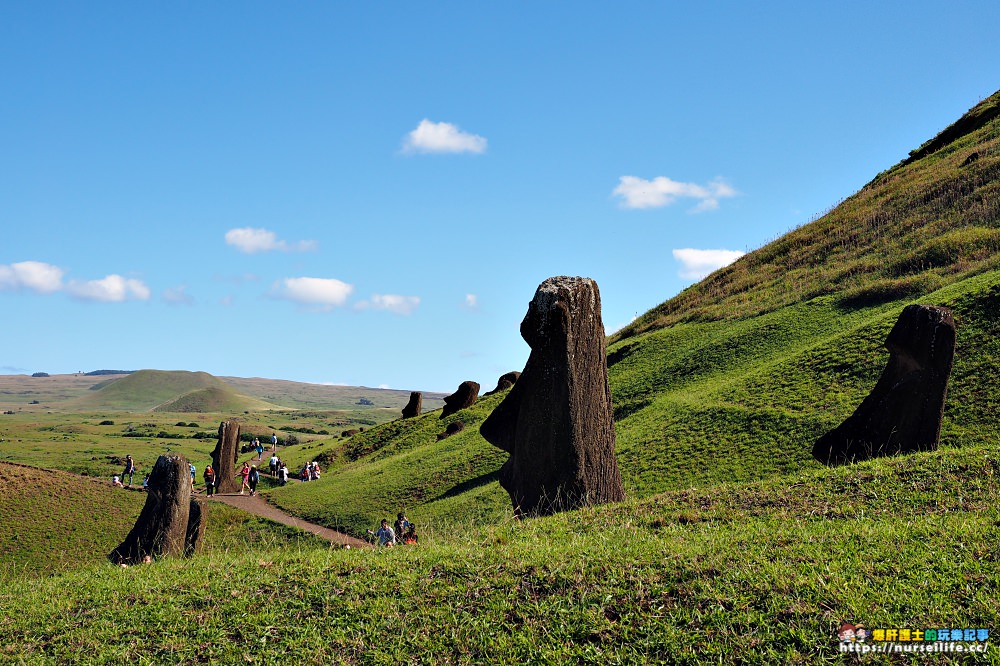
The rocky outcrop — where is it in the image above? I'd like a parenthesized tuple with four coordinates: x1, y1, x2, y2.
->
(436, 421, 465, 441)
(401, 392, 422, 418)
(109, 454, 205, 564)
(480, 276, 625, 516)
(211, 420, 241, 493)
(485, 371, 521, 395)
(813, 304, 956, 465)
(440, 381, 480, 419)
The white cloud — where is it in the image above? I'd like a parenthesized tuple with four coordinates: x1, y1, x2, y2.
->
(163, 285, 195, 305)
(402, 119, 487, 154)
(0, 261, 65, 293)
(225, 227, 318, 254)
(672, 248, 745, 280)
(613, 176, 737, 212)
(377, 383, 391, 390)
(355, 294, 421, 316)
(272, 277, 354, 311)
(67, 275, 151, 302)
(464, 293, 478, 309)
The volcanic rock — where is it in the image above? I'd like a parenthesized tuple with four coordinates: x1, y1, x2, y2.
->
(211, 420, 241, 494)
(813, 304, 956, 465)
(436, 420, 465, 441)
(480, 276, 625, 516)
(109, 454, 205, 564)
(440, 381, 480, 419)
(401, 391, 422, 418)
(486, 371, 521, 395)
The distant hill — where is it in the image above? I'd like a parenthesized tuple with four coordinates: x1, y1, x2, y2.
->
(71, 370, 278, 413)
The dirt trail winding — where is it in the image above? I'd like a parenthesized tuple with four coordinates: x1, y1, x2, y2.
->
(206, 491, 370, 548)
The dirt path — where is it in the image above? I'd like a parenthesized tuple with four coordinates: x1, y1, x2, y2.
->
(205, 491, 370, 548)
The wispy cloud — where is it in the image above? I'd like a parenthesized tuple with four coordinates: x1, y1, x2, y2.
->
(0, 261, 64, 293)
(355, 294, 421, 316)
(225, 227, 318, 254)
(402, 119, 487, 154)
(271, 277, 354, 311)
(672, 248, 745, 280)
(67, 275, 151, 302)
(163, 285, 195, 305)
(613, 176, 737, 212)
(463, 293, 478, 309)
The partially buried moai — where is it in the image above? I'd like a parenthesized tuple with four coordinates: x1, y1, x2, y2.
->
(211, 419, 241, 493)
(813, 304, 956, 465)
(109, 453, 205, 565)
(480, 276, 625, 516)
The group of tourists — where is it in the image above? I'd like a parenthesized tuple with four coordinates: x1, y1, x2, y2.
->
(298, 461, 321, 482)
(368, 512, 419, 547)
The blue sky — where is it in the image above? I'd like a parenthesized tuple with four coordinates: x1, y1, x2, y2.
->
(2, 2, 999, 392)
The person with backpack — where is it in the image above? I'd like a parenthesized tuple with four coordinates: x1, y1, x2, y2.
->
(278, 463, 289, 486)
(248, 465, 260, 496)
(203, 465, 217, 496)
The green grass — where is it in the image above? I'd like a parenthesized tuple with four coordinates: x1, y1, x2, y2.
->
(1, 444, 997, 663)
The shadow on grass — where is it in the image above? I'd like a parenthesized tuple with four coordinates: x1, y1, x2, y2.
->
(429, 470, 501, 503)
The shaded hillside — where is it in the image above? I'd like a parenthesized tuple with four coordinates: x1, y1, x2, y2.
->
(615, 90, 1000, 341)
(71, 370, 277, 412)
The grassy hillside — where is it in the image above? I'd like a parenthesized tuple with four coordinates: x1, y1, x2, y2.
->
(2, 444, 997, 663)
(252, 92, 1000, 539)
(0, 462, 326, 577)
(615, 90, 1000, 340)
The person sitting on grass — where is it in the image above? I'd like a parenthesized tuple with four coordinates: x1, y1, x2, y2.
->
(112, 475, 124, 488)
(402, 524, 418, 545)
(374, 519, 396, 547)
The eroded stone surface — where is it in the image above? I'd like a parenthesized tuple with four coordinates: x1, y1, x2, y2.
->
(401, 392, 422, 419)
(480, 276, 624, 516)
(813, 304, 956, 465)
(211, 420, 241, 494)
(440, 381, 480, 419)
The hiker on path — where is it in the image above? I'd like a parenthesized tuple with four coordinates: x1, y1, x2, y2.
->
(204, 465, 217, 496)
(248, 465, 260, 496)
(278, 463, 289, 486)
(272, 433, 278, 451)
(268, 453, 279, 477)
(123, 455, 136, 486)
(255, 438, 264, 461)
(238, 461, 251, 494)
(189, 463, 196, 487)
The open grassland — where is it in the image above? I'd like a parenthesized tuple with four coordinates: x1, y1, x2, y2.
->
(1, 445, 997, 664)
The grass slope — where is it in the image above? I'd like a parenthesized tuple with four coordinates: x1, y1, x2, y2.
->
(1, 444, 997, 663)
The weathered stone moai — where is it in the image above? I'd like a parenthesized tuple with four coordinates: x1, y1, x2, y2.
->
(401, 391, 422, 418)
(440, 381, 480, 419)
(480, 276, 625, 516)
(436, 420, 465, 441)
(486, 371, 521, 395)
(109, 454, 205, 564)
(813, 304, 956, 466)
(211, 419, 241, 493)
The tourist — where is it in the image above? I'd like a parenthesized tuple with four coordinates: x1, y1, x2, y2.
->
(248, 464, 260, 496)
(374, 519, 396, 547)
(122, 455, 136, 487)
(141, 474, 150, 490)
(268, 453, 279, 477)
(394, 512, 410, 538)
(271, 433, 278, 451)
(189, 462, 196, 487)
(203, 465, 216, 496)
(238, 461, 251, 494)
(112, 475, 124, 488)
(300, 463, 310, 482)
(255, 439, 264, 461)
(402, 524, 418, 545)
(278, 463, 289, 486)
